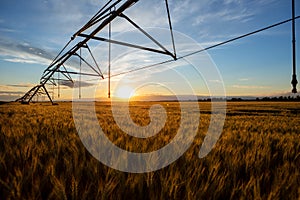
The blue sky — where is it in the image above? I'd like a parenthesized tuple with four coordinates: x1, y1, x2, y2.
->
(0, 0, 299, 101)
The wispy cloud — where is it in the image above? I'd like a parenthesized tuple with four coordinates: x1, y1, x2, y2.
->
(0, 83, 34, 90)
(0, 84, 28, 101)
(0, 37, 88, 74)
(232, 84, 271, 89)
(238, 77, 251, 81)
(209, 79, 223, 84)
(0, 91, 24, 101)
(170, 0, 277, 42)
(0, 28, 18, 33)
(0, 37, 54, 66)
(192, 8, 253, 27)
(6, 83, 36, 88)
(0, 91, 24, 95)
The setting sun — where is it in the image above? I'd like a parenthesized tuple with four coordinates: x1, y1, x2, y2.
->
(114, 85, 135, 99)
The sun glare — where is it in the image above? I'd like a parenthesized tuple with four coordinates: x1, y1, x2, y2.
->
(114, 86, 135, 99)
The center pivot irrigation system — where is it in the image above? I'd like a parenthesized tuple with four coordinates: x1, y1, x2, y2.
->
(16, 0, 299, 104)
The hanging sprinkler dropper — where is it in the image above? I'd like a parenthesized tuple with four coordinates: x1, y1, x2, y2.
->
(291, 0, 297, 93)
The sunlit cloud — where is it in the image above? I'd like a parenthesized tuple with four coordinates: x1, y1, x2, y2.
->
(232, 85, 271, 89)
(0, 84, 32, 101)
(6, 83, 36, 88)
(0, 91, 24, 95)
(0, 28, 18, 33)
(0, 37, 93, 75)
(238, 78, 251, 81)
(210, 79, 223, 84)
(174, 0, 277, 41)
(0, 38, 54, 66)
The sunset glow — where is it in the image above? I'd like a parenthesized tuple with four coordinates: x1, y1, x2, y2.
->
(114, 85, 135, 99)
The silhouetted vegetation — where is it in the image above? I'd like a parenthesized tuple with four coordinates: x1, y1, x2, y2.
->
(226, 95, 300, 102)
(256, 95, 300, 102)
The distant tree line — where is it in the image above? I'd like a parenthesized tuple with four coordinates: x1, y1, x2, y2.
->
(255, 95, 300, 102)
(198, 96, 300, 102)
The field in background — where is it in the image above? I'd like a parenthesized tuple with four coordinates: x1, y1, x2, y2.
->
(0, 101, 299, 199)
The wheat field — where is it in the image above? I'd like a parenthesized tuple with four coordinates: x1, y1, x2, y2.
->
(0, 101, 299, 199)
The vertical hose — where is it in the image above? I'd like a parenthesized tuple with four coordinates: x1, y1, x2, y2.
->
(79, 48, 82, 99)
(108, 21, 111, 98)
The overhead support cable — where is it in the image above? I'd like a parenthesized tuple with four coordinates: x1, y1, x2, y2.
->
(180, 16, 300, 59)
(109, 15, 300, 79)
(78, 34, 173, 56)
(55, 70, 103, 77)
(74, 52, 103, 77)
(49, 39, 73, 66)
(62, 64, 73, 82)
(86, 45, 103, 78)
(165, 0, 176, 59)
(119, 13, 176, 59)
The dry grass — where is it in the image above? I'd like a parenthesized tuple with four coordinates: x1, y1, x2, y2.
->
(0, 101, 299, 199)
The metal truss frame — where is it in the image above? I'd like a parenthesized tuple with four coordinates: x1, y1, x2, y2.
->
(16, 0, 177, 104)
